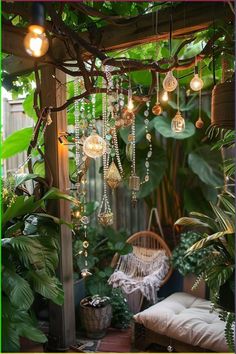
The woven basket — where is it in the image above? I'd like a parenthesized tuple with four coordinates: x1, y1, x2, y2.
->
(80, 299, 112, 339)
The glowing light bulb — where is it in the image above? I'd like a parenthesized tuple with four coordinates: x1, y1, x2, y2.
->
(161, 91, 169, 102)
(171, 111, 185, 133)
(83, 132, 106, 158)
(190, 74, 204, 91)
(127, 98, 134, 112)
(163, 71, 178, 92)
(24, 25, 49, 57)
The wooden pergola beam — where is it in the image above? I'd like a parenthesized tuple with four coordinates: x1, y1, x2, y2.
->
(2, 2, 233, 78)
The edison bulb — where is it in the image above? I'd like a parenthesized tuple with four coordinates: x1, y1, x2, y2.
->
(171, 111, 185, 133)
(161, 91, 169, 102)
(127, 98, 134, 112)
(163, 71, 178, 92)
(190, 74, 203, 91)
(24, 25, 49, 57)
(83, 132, 106, 158)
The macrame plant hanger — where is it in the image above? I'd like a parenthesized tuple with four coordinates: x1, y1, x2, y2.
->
(147, 207, 164, 239)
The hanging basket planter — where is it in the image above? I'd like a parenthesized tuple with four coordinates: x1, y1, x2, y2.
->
(211, 77, 235, 129)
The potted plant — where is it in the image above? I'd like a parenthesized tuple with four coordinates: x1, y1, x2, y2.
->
(171, 231, 212, 298)
(110, 288, 133, 329)
(80, 295, 112, 339)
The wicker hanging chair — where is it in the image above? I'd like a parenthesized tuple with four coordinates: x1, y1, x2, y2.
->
(110, 230, 173, 314)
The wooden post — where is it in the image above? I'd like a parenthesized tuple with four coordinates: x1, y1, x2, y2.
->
(41, 66, 76, 350)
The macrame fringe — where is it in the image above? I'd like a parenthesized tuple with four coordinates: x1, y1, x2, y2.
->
(108, 249, 169, 304)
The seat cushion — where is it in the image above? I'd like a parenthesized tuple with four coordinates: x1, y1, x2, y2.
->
(134, 292, 229, 352)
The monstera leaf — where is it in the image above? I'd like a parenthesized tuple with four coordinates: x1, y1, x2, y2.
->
(188, 146, 224, 187)
(154, 116, 196, 139)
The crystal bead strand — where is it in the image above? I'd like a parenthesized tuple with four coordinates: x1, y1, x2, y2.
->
(74, 78, 81, 175)
(140, 102, 152, 185)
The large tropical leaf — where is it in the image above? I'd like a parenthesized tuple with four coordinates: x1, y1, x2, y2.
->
(15, 173, 39, 188)
(26, 270, 64, 305)
(2, 268, 34, 310)
(175, 217, 210, 228)
(119, 115, 156, 144)
(15, 311, 47, 343)
(2, 196, 40, 226)
(154, 116, 196, 139)
(188, 146, 224, 187)
(2, 127, 33, 159)
(187, 232, 234, 254)
(23, 90, 38, 121)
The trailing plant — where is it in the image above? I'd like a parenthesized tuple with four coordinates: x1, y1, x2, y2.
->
(171, 231, 212, 276)
(2, 175, 77, 352)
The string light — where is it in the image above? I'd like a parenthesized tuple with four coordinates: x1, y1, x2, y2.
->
(24, 3, 49, 57)
(190, 58, 204, 91)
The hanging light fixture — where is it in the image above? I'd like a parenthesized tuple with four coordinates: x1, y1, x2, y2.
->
(190, 58, 204, 91)
(161, 90, 169, 102)
(163, 71, 178, 92)
(24, 2, 49, 57)
(171, 81, 185, 133)
(83, 131, 106, 158)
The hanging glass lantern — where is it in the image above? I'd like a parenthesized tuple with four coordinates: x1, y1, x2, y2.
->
(190, 74, 204, 91)
(97, 212, 113, 226)
(171, 111, 185, 133)
(163, 71, 178, 92)
(105, 161, 122, 189)
(83, 132, 106, 158)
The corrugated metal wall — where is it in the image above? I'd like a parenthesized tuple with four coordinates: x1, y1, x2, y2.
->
(2, 98, 148, 234)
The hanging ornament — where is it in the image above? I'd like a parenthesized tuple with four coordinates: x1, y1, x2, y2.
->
(190, 58, 204, 92)
(163, 71, 178, 92)
(140, 113, 152, 185)
(171, 81, 185, 133)
(98, 70, 114, 226)
(195, 76, 204, 129)
(83, 131, 106, 158)
(171, 111, 185, 133)
(161, 90, 169, 102)
(195, 117, 204, 129)
(80, 224, 92, 278)
(129, 112, 140, 206)
(105, 161, 122, 189)
(152, 72, 163, 115)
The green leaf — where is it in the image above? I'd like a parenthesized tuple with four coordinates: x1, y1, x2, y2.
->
(2, 268, 34, 310)
(2, 127, 33, 159)
(42, 187, 79, 205)
(27, 270, 64, 305)
(33, 160, 45, 178)
(15, 173, 39, 187)
(16, 312, 48, 343)
(154, 116, 196, 139)
(188, 146, 224, 187)
(2, 196, 40, 226)
(23, 91, 38, 121)
(175, 216, 209, 228)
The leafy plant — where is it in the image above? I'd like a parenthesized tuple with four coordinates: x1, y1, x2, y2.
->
(171, 231, 212, 276)
(175, 129, 235, 351)
(110, 288, 133, 329)
(2, 175, 77, 352)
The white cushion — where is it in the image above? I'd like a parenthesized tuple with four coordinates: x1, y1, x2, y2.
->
(134, 292, 229, 352)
